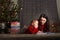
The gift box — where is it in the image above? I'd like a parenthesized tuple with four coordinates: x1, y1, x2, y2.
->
(10, 22, 20, 34)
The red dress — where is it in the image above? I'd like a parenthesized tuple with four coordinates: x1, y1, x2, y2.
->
(39, 25, 49, 32)
(25, 25, 38, 34)
(40, 25, 45, 32)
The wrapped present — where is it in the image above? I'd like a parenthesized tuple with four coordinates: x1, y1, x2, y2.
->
(10, 21, 20, 34)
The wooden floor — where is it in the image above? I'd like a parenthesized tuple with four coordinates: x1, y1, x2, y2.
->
(0, 33, 60, 40)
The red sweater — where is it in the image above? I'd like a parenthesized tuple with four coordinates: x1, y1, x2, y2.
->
(25, 25, 38, 34)
(39, 25, 49, 32)
(40, 25, 45, 32)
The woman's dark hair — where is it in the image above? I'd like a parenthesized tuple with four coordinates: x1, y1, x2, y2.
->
(38, 14, 50, 32)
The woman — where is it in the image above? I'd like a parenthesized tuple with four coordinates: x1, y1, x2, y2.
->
(38, 14, 50, 32)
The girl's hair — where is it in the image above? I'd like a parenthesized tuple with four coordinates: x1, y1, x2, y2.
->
(30, 19, 38, 25)
(38, 14, 49, 32)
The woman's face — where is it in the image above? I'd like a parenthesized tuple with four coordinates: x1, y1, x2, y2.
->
(40, 17, 47, 25)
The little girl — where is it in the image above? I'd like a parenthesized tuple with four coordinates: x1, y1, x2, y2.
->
(25, 19, 38, 34)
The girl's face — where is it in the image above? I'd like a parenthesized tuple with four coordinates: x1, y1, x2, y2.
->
(32, 20, 38, 28)
(40, 17, 47, 25)
(33, 21, 38, 26)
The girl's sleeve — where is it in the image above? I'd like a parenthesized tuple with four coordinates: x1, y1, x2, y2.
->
(29, 26, 37, 34)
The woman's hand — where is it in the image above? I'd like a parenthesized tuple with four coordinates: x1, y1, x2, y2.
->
(37, 31, 43, 33)
(36, 31, 43, 34)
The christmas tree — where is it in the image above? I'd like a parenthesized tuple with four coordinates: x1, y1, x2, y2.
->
(0, 0, 19, 23)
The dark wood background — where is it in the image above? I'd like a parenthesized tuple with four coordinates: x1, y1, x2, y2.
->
(18, 0, 59, 27)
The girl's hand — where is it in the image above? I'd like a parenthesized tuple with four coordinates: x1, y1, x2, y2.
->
(38, 31, 43, 33)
